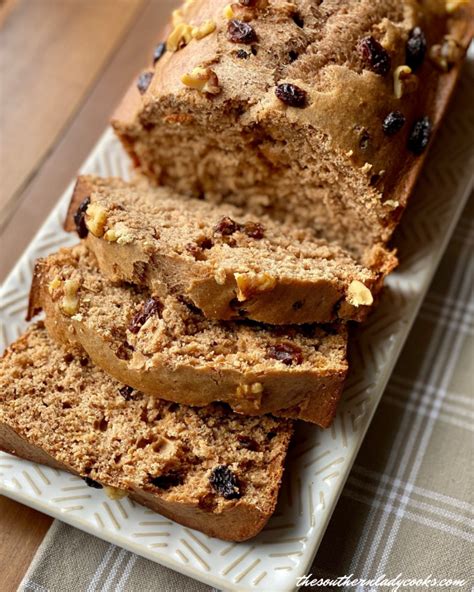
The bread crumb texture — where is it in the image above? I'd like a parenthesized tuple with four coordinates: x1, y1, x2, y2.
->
(113, 0, 472, 259)
(0, 323, 293, 539)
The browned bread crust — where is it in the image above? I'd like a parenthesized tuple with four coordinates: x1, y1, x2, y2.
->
(64, 175, 396, 325)
(112, 0, 474, 261)
(0, 323, 293, 541)
(28, 244, 348, 426)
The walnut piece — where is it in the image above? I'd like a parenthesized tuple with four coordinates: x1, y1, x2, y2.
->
(347, 280, 374, 307)
(85, 203, 108, 238)
(429, 36, 463, 71)
(228, 1, 268, 21)
(48, 276, 61, 294)
(61, 278, 81, 316)
(234, 272, 277, 301)
(223, 4, 235, 18)
(104, 486, 127, 500)
(393, 65, 418, 99)
(236, 383, 263, 409)
(103, 223, 134, 245)
(181, 67, 221, 95)
(192, 20, 216, 40)
(167, 23, 193, 52)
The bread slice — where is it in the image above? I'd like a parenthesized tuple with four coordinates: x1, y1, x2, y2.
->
(65, 175, 394, 324)
(29, 244, 348, 426)
(112, 0, 473, 261)
(0, 322, 292, 541)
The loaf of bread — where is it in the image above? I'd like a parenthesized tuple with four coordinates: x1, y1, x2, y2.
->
(0, 322, 293, 541)
(112, 0, 473, 261)
(29, 244, 348, 426)
(65, 175, 396, 324)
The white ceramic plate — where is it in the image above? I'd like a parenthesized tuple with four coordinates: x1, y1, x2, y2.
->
(1, 53, 473, 592)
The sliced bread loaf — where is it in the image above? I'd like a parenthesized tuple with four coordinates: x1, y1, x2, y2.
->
(29, 244, 348, 426)
(65, 175, 395, 324)
(112, 0, 473, 260)
(0, 322, 292, 541)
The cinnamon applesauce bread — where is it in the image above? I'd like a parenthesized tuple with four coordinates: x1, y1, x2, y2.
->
(0, 322, 293, 541)
(29, 244, 348, 426)
(112, 0, 473, 260)
(65, 175, 395, 324)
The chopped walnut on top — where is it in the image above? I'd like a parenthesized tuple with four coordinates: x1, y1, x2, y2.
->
(85, 203, 108, 238)
(192, 20, 216, 40)
(181, 67, 221, 95)
(61, 278, 81, 317)
(430, 35, 464, 71)
(346, 280, 373, 307)
(167, 23, 194, 52)
(393, 65, 418, 99)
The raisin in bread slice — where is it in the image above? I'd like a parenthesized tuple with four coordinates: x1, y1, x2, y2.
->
(0, 322, 292, 541)
(28, 244, 348, 426)
(65, 175, 395, 324)
(112, 0, 473, 261)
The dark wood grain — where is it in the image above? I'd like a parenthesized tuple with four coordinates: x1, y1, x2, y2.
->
(0, 0, 144, 224)
(0, 497, 52, 592)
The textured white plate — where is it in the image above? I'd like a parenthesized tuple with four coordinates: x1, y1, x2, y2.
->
(1, 54, 473, 591)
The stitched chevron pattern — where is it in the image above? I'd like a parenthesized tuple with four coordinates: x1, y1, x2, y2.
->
(1, 53, 473, 591)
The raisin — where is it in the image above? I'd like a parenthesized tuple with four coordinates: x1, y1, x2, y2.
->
(129, 297, 163, 334)
(118, 385, 135, 401)
(150, 471, 183, 490)
(275, 83, 307, 108)
(266, 431, 277, 440)
(289, 50, 299, 62)
(227, 20, 257, 44)
(406, 27, 427, 72)
(383, 111, 406, 136)
(73, 196, 90, 239)
(63, 352, 74, 364)
(236, 49, 250, 59)
(199, 237, 214, 249)
(243, 221, 265, 239)
(209, 465, 241, 499)
(152, 42, 166, 65)
(408, 116, 432, 154)
(358, 36, 391, 76)
(214, 216, 241, 236)
(292, 300, 304, 311)
(267, 343, 303, 366)
(137, 71, 154, 95)
(83, 477, 103, 489)
(250, 45, 258, 56)
(237, 435, 259, 451)
(186, 236, 213, 259)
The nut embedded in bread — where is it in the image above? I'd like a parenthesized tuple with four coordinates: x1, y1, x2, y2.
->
(64, 175, 396, 325)
(112, 0, 473, 261)
(0, 323, 293, 541)
(28, 244, 349, 426)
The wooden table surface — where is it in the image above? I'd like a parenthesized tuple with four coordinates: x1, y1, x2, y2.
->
(0, 1, 177, 589)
